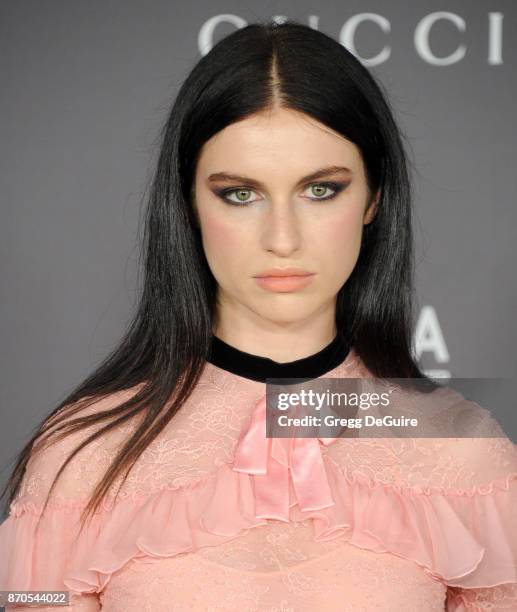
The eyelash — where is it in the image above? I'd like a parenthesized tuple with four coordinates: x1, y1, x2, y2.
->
(215, 182, 347, 207)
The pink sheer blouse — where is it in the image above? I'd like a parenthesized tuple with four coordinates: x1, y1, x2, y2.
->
(1, 347, 516, 610)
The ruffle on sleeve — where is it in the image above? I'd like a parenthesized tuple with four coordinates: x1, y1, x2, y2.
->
(301, 455, 517, 588)
(1, 447, 516, 596)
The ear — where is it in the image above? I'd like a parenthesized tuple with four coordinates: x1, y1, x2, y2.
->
(363, 190, 380, 225)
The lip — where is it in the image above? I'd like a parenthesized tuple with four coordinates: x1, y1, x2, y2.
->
(253, 273, 315, 293)
(253, 267, 314, 278)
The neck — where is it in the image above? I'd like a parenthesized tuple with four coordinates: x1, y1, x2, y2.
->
(206, 331, 351, 383)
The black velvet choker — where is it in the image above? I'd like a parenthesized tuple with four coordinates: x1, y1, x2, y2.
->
(206, 331, 351, 383)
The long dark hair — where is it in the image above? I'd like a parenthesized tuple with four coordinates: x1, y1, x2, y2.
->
(1, 18, 436, 529)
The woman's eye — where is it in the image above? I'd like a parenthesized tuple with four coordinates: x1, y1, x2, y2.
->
(216, 181, 345, 206)
(303, 182, 343, 201)
(218, 188, 259, 206)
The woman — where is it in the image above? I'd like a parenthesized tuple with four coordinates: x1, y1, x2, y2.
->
(1, 18, 516, 611)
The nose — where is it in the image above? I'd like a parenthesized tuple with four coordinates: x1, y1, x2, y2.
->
(260, 200, 302, 257)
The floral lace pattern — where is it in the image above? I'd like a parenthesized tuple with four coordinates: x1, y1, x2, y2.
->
(99, 525, 447, 612)
(2, 349, 516, 611)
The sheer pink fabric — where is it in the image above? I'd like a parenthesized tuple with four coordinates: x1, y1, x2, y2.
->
(1, 349, 516, 610)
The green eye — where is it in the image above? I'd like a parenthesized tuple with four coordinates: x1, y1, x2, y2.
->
(309, 184, 331, 198)
(218, 188, 258, 206)
(235, 189, 253, 202)
(303, 182, 346, 201)
(216, 181, 346, 207)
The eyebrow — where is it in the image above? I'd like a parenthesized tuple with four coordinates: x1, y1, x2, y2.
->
(207, 165, 352, 187)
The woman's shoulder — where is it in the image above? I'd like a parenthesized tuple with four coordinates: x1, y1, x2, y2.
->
(13, 385, 144, 511)
(10, 375, 250, 512)
(318, 382, 517, 593)
(324, 380, 517, 494)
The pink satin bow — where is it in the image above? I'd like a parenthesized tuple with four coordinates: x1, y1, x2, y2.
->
(232, 394, 337, 522)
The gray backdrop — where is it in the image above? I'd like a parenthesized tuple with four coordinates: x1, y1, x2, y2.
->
(1, 1, 516, 512)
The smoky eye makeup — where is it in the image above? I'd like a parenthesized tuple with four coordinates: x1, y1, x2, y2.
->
(212, 181, 350, 207)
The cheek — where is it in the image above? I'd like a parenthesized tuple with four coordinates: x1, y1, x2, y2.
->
(314, 210, 364, 280)
(199, 213, 248, 279)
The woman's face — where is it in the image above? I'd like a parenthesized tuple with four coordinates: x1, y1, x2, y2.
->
(192, 106, 377, 331)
